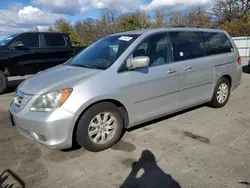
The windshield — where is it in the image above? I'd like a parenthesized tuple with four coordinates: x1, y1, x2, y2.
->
(70, 34, 139, 70)
(0, 34, 19, 46)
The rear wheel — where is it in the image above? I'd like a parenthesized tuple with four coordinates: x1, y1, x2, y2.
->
(0, 70, 8, 94)
(76, 102, 124, 152)
(209, 77, 231, 108)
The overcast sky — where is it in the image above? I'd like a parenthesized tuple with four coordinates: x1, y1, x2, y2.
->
(0, 0, 210, 37)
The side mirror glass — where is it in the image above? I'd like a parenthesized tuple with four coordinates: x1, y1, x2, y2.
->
(127, 56, 150, 70)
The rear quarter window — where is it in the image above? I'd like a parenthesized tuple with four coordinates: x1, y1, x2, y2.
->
(44, 34, 66, 47)
(201, 32, 234, 55)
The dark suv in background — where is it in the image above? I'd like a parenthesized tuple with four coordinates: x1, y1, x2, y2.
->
(0, 32, 85, 93)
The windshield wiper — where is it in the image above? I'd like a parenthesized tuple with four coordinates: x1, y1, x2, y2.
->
(71, 64, 94, 69)
(71, 64, 105, 70)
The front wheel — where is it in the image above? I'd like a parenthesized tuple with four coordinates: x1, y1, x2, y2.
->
(76, 102, 124, 152)
(0, 70, 8, 94)
(209, 77, 231, 108)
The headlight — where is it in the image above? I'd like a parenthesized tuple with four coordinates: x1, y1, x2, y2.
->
(30, 88, 73, 112)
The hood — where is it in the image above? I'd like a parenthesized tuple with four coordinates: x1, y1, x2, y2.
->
(19, 65, 101, 95)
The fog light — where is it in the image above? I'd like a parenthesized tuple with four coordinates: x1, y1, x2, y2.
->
(33, 133, 47, 141)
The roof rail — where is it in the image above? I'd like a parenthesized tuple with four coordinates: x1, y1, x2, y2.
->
(171, 25, 216, 29)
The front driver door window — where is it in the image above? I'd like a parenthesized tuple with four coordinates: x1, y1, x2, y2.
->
(11, 34, 39, 48)
(133, 34, 173, 67)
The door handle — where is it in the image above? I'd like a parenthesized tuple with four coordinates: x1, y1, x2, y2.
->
(184, 66, 193, 71)
(166, 69, 177, 74)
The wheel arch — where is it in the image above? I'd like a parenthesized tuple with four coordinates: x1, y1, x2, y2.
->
(213, 74, 232, 95)
(221, 74, 232, 87)
(71, 99, 129, 147)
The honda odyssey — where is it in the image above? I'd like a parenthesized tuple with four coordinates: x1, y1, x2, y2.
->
(9, 28, 242, 152)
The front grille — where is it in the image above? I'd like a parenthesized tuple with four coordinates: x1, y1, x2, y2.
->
(11, 90, 32, 112)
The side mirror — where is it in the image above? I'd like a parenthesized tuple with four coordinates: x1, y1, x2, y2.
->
(127, 56, 150, 70)
(12, 42, 25, 49)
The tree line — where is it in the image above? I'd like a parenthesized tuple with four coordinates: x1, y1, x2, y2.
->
(36, 0, 250, 46)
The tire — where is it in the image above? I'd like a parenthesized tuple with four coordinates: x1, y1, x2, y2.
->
(76, 102, 124, 152)
(0, 70, 8, 94)
(209, 77, 231, 108)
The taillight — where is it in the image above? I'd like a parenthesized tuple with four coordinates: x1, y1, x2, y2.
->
(237, 57, 242, 65)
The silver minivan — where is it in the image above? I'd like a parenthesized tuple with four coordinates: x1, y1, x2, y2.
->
(9, 28, 242, 152)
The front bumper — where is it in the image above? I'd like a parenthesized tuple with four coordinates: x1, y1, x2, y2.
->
(10, 107, 78, 150)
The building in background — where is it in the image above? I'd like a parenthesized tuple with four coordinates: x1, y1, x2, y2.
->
(233, 37, 250, 57)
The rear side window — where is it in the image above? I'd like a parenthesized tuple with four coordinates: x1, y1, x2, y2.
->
(14, 34, 39, 48)
(169, 32, 205, 61)
(44, 34, 66, 47)
(201, 32, 233, 55)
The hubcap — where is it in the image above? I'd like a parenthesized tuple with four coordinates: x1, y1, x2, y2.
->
(217, 83, 229, 104)
(88, 112, 117, 144)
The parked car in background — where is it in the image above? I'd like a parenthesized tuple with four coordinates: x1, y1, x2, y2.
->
(9, 27, 242, 152)
(0, 32, 85, 93)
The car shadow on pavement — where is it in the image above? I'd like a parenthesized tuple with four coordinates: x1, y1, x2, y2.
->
(242, 65, 249, 74)
(0, 169, 25, 188)
(120, 150, 181, 188)
(3, 79, 24, 94)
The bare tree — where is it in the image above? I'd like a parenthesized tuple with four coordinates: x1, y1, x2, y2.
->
(47, 26, 54, 32)
(152, 9, 165, 27)
(98, 9, 120, 36)
(75, 18, 98, 46)
(168, 10, 186, 26)
(29, 27, 39, 32)
(185, 7, 212, 27)
(213, 0, 250, 22)
(135, 10, 150, 29)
